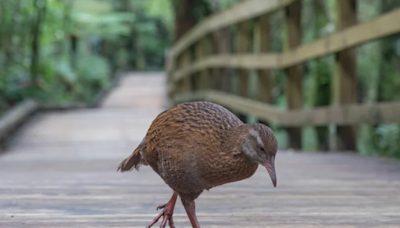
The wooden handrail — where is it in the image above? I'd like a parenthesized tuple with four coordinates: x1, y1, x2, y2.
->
(174, 91, 400, 127)
(172, 0, 296, 58)
(0, 100, 39, 142)
(172, 7, 400, 82)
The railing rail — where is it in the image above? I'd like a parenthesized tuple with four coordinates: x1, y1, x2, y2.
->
(171, 7, 400, 83)
(168, 0, 400, 151)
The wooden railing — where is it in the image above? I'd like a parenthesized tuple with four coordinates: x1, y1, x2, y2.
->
(167, 0, 400, 151)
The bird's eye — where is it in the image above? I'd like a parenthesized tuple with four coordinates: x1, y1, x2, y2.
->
(259, 146, 265, 152)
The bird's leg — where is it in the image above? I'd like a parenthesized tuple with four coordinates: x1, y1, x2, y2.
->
(146, 192, 178, 228)
(182, 199, 201, 228)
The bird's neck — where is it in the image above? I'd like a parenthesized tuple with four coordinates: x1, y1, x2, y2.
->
(222, 124, 252, 156)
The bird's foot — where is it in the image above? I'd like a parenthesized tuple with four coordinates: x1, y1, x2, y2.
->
(146, 203, 175, 228)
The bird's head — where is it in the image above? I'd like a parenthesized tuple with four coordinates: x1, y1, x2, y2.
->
(242, 123, 278, 187)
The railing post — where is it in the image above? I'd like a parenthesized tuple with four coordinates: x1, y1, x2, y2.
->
(174, 54, 183, 95)
(198, 38, 210, 91)
(254, 14, 272, 125)
(204, 35, 215, 91)
(174, 52, 189, 96)
(236, 21, 251, 122)
(188, 46, 195, 92)
(180, 50, 191, 94)
(222, 27, 234, 93)
(194, 41, 203, 91)
(208, 33, 219, 91)
(166, 50, 175, 102)
(334, 0, 357, 151)
(285, 1, 303, 150)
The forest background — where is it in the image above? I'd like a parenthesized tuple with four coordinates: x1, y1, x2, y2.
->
(0, 0, 399, 157)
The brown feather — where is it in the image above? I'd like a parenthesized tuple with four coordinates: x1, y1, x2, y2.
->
(118, 137, 147, 172)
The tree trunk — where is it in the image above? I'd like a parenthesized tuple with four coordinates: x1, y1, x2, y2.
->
(171, 0, 211, 41)
(2, 1, 22, 74)
(60, 0, 74, 57)
(70, 35, 78, 69)
(30, 0, 47, 86)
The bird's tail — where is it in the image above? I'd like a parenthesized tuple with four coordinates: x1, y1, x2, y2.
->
(117, 138, 146, 172)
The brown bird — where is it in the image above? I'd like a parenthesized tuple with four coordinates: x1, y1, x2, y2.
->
(118, 101, 278, 228)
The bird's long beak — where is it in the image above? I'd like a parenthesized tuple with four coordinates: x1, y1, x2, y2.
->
(265, 160, 277, 187)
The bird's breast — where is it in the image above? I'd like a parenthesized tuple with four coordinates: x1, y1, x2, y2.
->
(197, 152, 259, 189)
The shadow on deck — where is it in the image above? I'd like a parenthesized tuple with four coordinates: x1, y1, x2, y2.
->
(1, 72, 400, 227)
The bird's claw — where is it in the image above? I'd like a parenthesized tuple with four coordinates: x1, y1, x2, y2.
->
(146, 207, 175, 228)
(156, 203, 167, 211)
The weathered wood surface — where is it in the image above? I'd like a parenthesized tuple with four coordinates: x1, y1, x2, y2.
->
(101, 72, 167, 109)
(1, 73, 400, 227)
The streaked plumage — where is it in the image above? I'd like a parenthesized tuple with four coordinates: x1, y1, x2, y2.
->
(118, 101, 278, 228)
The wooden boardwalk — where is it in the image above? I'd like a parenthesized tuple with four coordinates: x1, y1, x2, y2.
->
(1, 72, 400, 228)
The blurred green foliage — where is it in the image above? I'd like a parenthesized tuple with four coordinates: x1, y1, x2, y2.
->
(0, 0, 174, 114)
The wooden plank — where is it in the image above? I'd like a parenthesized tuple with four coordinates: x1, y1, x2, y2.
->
(172, 0, 297, 58)
(0, 99, 40, 144)
(172, 7, 400, 82)
(173, 90, 400, 127)
(285, 1, 302, 150)
(334, 0, 357, 151)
